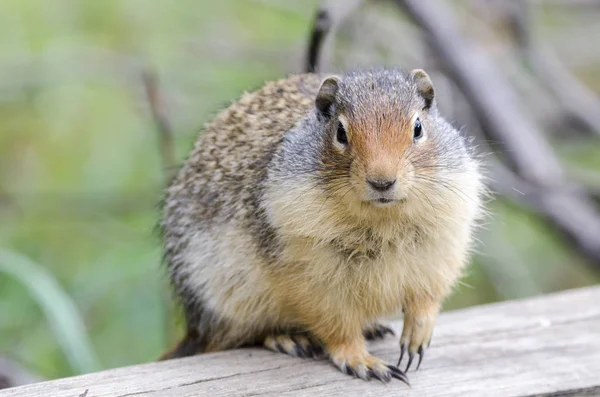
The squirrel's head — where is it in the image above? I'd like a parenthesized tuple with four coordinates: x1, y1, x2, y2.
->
(314, 68, 445, 211)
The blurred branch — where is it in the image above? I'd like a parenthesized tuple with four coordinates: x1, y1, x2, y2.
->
(459, 80, 600, 265)
(306, 8, 332, 73)
(141, 70, 179, 350)
(532, 47, 600, 136)
(0, 249, 101, 374)
(507, 1, 600, 136)
(484, 148, 600, 267)
(142, 70, 177, 183)
(305, 0, 365, 73)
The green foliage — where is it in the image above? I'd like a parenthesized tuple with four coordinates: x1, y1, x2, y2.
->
(0, 249, 100, 374)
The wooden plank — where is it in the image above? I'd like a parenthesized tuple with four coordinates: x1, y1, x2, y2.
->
(3, 286, 600, 397)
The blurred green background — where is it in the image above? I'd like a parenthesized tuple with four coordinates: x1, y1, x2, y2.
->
(0, 0, 599, 383)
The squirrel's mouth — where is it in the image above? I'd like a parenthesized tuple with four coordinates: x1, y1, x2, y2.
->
(369, 198, 400, 207)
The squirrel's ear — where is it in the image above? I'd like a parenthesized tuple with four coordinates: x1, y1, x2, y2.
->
(410, 69, 435, 109)
(315, 76, 340, 118)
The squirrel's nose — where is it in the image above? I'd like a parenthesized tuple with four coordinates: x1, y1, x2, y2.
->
(367, 178, 396, 192)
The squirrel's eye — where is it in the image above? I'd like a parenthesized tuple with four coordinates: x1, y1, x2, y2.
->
(413, 118, 423, 140)
(336, 121, 348, 145)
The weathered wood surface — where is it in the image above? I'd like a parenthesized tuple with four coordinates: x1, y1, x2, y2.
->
(3, 286, 600, 397)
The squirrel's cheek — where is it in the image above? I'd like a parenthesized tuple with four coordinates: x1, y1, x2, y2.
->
(398, 160, 415, 183)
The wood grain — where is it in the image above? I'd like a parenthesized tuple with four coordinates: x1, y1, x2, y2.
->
(3, 286, 600, 397)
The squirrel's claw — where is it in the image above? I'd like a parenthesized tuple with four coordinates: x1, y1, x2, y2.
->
(328, 338, 409, 384)
(416, 345, 425, 370)
(264, 333, 325, 359)
(399, 343, 425, 371)
(332, 354, 409, 384)
(387, 364, 410, 385)
(405, 351, 415, 372)
(399, 310, 436, 371)
(363, 323, 395, 340)
(399, 341, 430, 372)
(397, 343, 406, 367)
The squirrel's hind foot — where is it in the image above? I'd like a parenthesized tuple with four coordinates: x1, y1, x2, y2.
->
(264, 333, 325, 359)
(363, 323, 395, 341)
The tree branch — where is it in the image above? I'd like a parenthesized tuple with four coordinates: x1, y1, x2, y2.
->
(305, 0, 365, 73)
(485, 149, 600, 266)
(142, 70, 177, 183)
(506, 1, 600, 136)
(306, 8, 332, 73)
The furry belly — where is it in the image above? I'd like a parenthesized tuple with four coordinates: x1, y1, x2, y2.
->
(273, 241, 409, 327)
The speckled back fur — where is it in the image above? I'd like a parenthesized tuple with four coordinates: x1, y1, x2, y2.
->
(162, 74, 324, 350)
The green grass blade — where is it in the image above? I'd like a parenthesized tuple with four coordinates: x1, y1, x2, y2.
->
(0, 248, 100, 374)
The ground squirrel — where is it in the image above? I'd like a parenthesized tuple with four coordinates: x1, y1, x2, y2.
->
(161, 68, 484, 383)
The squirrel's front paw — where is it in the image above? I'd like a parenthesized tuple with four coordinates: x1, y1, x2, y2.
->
(329, 342, 409, 384)
(398, 311, 435, 372)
